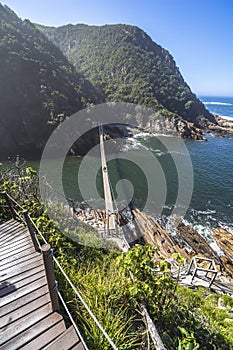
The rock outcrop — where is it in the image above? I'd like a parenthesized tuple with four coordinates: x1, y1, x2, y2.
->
(213, 228, 233, 276)
(207, 116, 233, 137)
(132, 209, 233, 279)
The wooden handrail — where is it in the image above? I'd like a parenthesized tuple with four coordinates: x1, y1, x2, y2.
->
(1, 191, 17, 220)
(23, 210, 41, 252)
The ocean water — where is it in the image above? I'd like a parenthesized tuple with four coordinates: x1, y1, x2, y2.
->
(186, 96, 233, 240)
(129, 133, 233, 243)
(201, 95, 233, 120)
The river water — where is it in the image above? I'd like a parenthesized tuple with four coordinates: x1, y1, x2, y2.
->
(2, 96, 232, 240)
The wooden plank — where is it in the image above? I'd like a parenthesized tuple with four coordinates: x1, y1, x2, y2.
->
(70, 343, 85, 350)
(0, 251, 39, 271)
(0, 255, 43, 283)
(0, 275, 48, 308)
(0, 252, 39, 273)
(0, 219, 15, 229)
(0, 270, 46, 297)
(0, 234, 32, 254)
(0, 303, 53, 346)
(0, 223, 27, 238)
(0, 241, 34, 263)
(1, 313, 65, 350)
(0, 263, 44, 290)
(0, 246, 36, 266)
(0, 220, 25, 232)
(0, 242, 35, 260)
(0, 232, 30, 249)
(0, 285, 49, 317)
(20, 319, 66, 350)
(0, 228, 23, 242)
(0, 220, 26, 232)
(0, 218, 17, 226)
(0, 221, 21, 234)
(42, 326, 80, 350)
(0, 221, 25, 234)
(0, 228, 30, 246)
(0, 231, 28, 247)
(0, 292, 51, 329)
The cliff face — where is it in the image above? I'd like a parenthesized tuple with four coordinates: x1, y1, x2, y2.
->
(38, 23, 216, 127)
(0, 5, 98, 159)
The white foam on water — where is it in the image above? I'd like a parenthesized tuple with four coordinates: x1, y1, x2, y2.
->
(134, 132, 175, 138)
(219, 222, 233, 235)
(187, 221, 224, 256)
(195, 209, 216, 215)
(165, 216, 225, 257)
(203, 102, 233, 106)
(134, 132, 152, 138)
(124, 136, 149, 151)
(218, 115, 233, 121)
(128, 133, 182, 156)
(125, 135, 167, 155)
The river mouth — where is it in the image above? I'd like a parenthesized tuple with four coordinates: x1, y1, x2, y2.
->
(1, 132, 232, 240)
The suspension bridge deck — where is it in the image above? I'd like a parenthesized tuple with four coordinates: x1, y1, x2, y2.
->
(0, 219, 85, 350)
(99, 125, 116, 231)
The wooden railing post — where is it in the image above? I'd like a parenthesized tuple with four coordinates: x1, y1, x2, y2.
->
(42, 244, 60, 312)
(23, 210, 41, 252)
(2, 191, 17, 220)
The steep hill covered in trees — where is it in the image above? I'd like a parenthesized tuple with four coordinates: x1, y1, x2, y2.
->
(38, 23, 215, 127)
(0, 4, 98, 159)
(0, 4, 217, 159)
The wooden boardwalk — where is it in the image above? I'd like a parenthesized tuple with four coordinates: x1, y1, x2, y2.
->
(0, 219, 85, 350)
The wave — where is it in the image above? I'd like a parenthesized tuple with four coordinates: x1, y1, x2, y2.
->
(218, 115, 233, 121)
(203, 101, 233, 106)
(134, 132, 176, 138)
(126, 136, 184, 156)
(167, 217, 227, 257)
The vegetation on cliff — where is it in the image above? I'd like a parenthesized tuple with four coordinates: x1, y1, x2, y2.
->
(0, 4, 99, 159)
(38, 23, 215, 127)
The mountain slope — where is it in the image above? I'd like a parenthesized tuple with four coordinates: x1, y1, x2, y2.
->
(0, 5, 98, 159)
(37, 23, 216, 127)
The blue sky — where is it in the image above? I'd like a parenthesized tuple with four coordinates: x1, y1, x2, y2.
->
(2, 0, 233, 97)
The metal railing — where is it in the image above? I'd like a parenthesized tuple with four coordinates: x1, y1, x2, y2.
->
(186, 256, 218, 288)
(1, 191, 119, 350)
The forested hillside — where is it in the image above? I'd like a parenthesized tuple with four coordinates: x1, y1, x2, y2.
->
(0, 4, 217, 159)
(0, 4, 98, 159)
(38, 23, 215, 126)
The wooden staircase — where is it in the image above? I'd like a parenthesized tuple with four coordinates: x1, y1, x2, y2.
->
(0, 219, 85, 350)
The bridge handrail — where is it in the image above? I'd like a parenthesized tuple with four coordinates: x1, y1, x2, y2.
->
(1, 191, 118, 350)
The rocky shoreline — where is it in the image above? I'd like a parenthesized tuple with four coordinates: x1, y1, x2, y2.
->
(73, 202, 233, 288)
(131, 113, 233, 140)
(69, 114, 233, 157)
(131, 209, 233, 286)
(206, 115, 233, 137)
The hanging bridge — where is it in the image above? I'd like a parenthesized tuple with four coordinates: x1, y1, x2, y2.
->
(99, 124, 116, 232)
